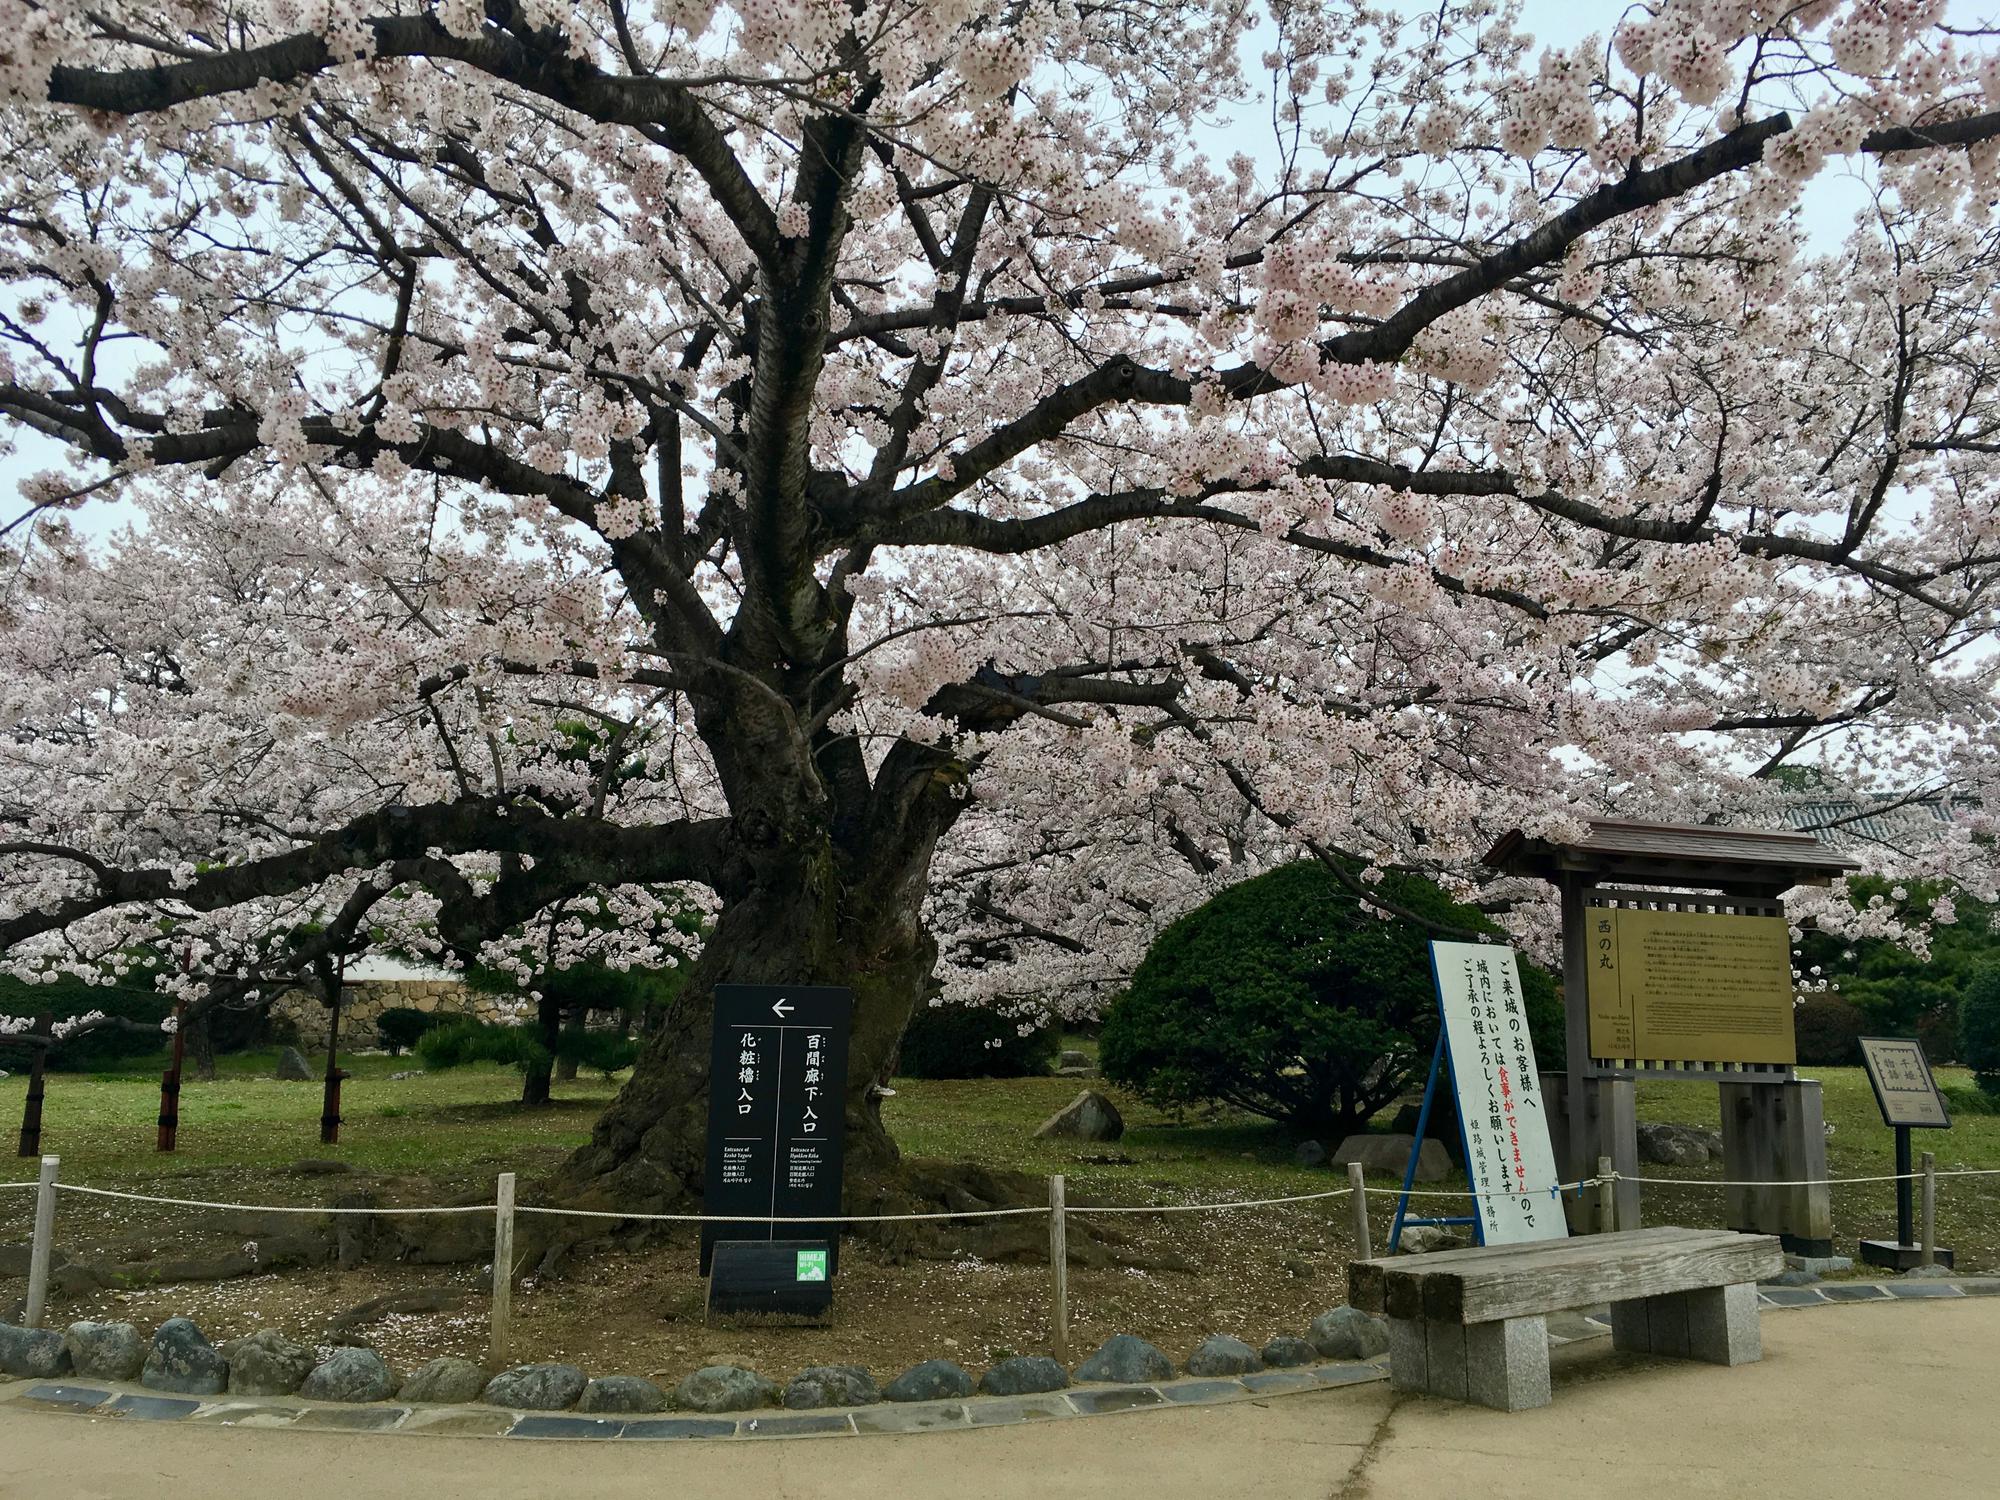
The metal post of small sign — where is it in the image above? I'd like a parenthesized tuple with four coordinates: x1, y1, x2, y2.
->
(1386, 1028, 1479, 1251)
(16, 1014, 51, 1157)
(1857, 1037, 1953, 1270)
(1048, 1173, 1069, 1361)
(25, 1154, 58, 1328)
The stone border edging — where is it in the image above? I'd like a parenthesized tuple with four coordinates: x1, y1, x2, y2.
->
(3, 1277, 1994, 1442)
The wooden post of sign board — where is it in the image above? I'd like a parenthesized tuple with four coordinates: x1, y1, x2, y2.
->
(1718, 1078, 1832, 1258)
(1558, 874, 1639, 1233)
(1047, 1174, 1069, 1362)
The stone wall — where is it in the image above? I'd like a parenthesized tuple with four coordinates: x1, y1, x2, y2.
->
(269, 978, 512, 1050)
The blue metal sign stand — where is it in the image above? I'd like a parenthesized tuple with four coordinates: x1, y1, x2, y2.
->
(1386, 1002, 1484, 1253)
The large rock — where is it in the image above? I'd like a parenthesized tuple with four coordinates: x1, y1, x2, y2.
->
(0, 1322, 71, 1378)
(299, 1347, 395, 1403)
(1308, 1306, 1388, 1361)
(1637, 1121, 1720, 1167)
(1033, 1089, 1124, 1142)
(64, 1321, 143, 1381)
(1293, 1140, 1328, 1168)
(225, 1329, 316, 1396)
(400, 1356, 491, 1405)
(977, 1355, 1070, 1396)
(673, 1364, 779, 1413)
(784, 1365, 880, 1409)
(1331, 1133, 1451, 1183)
(1058, 1050, 1092, 1069)
(142, 1318, 228, 1394)
(275, 1046, 314, 1081)
(1261, 1335, 1317, 1368)
(483, 1363, 587, 1410)
(884, 1359, 974, 1402)
(1185, 1334, 1262, 1377)
(578, 1376, 668, 1414)
(1074, 1334, 1173, 1384)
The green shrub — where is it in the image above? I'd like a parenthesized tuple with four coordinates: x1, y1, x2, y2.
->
(1917, 1003, 1960, 1066)
(1793, 995, 1866, 1067)
(1939, 1084, 1995, 1117)
(416, 1017, 638, 1077)
(558, 1027, 640, 1077)
(376, 1006, 448, 1055)
(416, 1017, 549, 1074)
(895, 1002, 1059, 1079)
(1099, 859, 1562, 1137)
(1960, 965, 2000, 1094)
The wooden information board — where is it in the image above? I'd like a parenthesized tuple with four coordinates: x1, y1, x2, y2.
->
(1584, 907, 1795, 1064)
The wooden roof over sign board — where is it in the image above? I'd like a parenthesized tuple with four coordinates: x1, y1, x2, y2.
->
(1484, 817, 1861, 896)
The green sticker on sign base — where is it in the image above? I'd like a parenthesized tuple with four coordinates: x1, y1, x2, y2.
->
(796, 1249, 828, 1282)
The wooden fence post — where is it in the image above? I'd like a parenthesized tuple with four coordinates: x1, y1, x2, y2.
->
(1920, 1151, 1937, 1269)
(1596, 1155, 1615, 1237)
(1346, 1161, 1372, 1259)
(489, 1171, 516, 1367)
(25, 1155, 59, 1328)
(1048, 1174, 1069, 1362)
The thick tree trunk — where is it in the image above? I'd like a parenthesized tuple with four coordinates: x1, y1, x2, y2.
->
(521, 993, 562, 1106)
(188, 1011, 216, 1083)
(551, 850, 936, 1211)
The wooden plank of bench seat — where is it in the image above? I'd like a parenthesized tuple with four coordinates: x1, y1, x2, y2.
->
(1392, 1230, 1767, 1322)
(1375, 1230, 1753, 1321)
(1408, 1233, 1782, 1324)
(1353, 1229, 1705, 1316)
(1348, 1227, 1707, 1313)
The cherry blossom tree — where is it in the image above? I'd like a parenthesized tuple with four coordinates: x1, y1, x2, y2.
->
(1, 2, 1997, 1211)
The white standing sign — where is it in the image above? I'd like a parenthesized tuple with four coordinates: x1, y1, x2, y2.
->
(1429, 941, 1567, 1246)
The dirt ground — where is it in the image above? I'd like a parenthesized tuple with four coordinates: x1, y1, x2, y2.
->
(12, 1193, 1354, 1382)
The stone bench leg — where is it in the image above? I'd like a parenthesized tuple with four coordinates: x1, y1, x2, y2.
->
(1388, 1315, 1550, 1411)
(1612, 1283, 1760, 1366)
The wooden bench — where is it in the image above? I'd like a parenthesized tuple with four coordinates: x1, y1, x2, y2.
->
(1348, 1226, 1783, 1411)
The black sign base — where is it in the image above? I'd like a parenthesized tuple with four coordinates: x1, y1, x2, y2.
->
(1858, 1238, 1955, 1272)
(706, 1239, 835, 1323)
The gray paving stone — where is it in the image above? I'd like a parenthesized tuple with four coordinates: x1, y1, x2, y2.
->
(508, 1414, 626, 1439)
(189, 1402, 301, 1428)
(617, 1416, 740, 1440)
(397, 1408, 520, 1437)
(22, 1383, 110, 1412)
(739, 1412, 854, 1437)
(1821, 1283, 1892, 1302)
(1954, 1279, 2000, 1296)
(1758, 1286, 1827, 1307)
(965, 1395, 1072, 1426)
(1158, 1379, 1248, 1404)
(1311, 1364, 1388, 1387)
(1239, 1370, 1319, 1395)
(1884, 1280, 1964, 1298)
(105, 1394, 202, 1421)
(290, 1406, 408, 1431)
(1066, 1386, 1164, 1414)
(851, 1402, 969, 1433)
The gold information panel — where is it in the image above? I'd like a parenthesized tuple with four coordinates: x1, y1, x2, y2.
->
(1585, 907, 1796, 1065)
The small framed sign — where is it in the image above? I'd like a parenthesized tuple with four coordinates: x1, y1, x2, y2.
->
(1857, 1037, 1950, 1130)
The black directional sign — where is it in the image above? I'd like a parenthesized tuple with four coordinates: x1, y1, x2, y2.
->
(699, 983, 852, 1276)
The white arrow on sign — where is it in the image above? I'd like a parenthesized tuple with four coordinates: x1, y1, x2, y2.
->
(771, 998, 794, 1018)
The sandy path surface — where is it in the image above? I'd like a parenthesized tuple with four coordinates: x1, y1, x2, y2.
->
(2, 1299, 1993, 1500)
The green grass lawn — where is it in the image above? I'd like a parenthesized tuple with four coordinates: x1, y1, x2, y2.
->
(4, 1049, 1998, 1267)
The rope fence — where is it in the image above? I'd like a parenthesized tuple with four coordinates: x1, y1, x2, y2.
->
(4, 1159, 1992, 1362)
